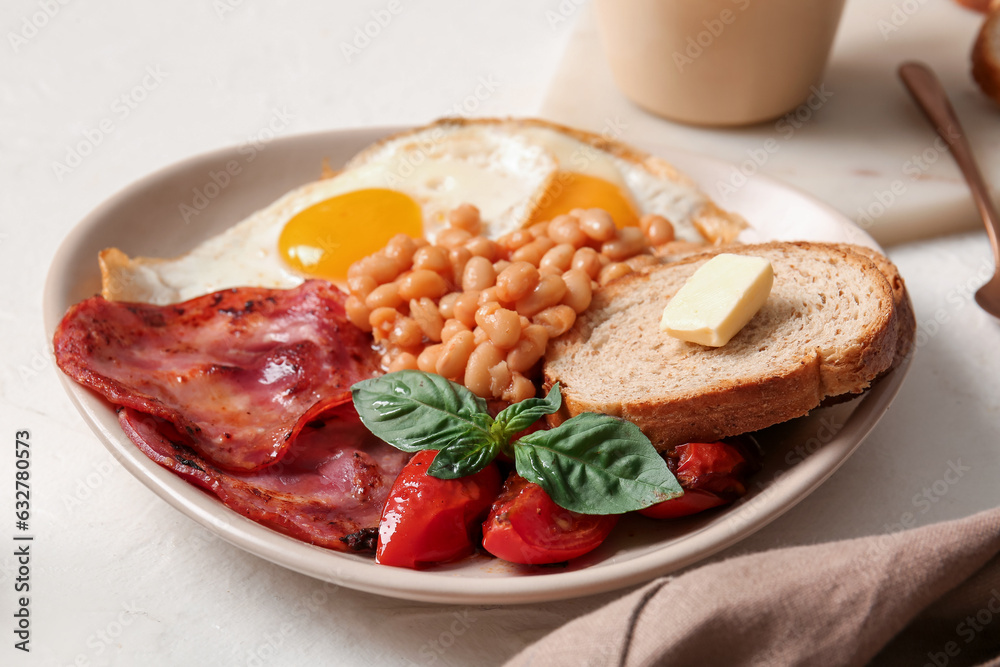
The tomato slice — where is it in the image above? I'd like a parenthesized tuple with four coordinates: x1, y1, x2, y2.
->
(674, 441, 749, 495)
(638, 488, 727, 519)
(639, 441, 753, 520)
(376, 450, 502, 569)
(482, 473, 618, 565)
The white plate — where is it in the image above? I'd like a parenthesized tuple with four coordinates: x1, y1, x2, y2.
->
(44, 126, 910, 604)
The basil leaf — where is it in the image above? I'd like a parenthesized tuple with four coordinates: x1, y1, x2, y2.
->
(427, 437, 499, 479)
(514, 413, 682, 515)
(351, 370, 489, 453)
(493, 383, 562, 439)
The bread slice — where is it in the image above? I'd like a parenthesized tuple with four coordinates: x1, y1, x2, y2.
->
(542, 242, 909, 451)
(973, 10, 1000, 103)
(835, 244, 915, 369)
(956, 0, 1000, 13)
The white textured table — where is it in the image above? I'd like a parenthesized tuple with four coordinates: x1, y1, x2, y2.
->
(3, 1, 999, 665)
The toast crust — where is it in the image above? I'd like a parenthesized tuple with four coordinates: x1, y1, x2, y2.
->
(543, 242, 908, 450)
(973, 11, 1000, 104)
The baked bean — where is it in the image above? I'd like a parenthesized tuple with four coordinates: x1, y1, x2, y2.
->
(417, 344, 444, 373)
(622, 225, 646, 244)
(462, 256, 497, 291)
(498, 229, 534, 252)
(510, 237, 556, 266)
(533, 305, 577, 338)
(507, 325, 549, 374)
(638, 213, 655, 234)
(441, 318, 471, 343)
(347, 204, 661, 403)
(465, 236, 500, 262)
(345, 296, 372, 331)
(385, 234, 418, 268)
(365, 282, 403, 310)
(599, 262, 633, 285)
(388, 352, 419, 373)
(489, 360, 512, 398)
(601, 226, 647, 261)
(436, 330, 475, 380)
(646, 215, 675, 245)
(409, 298, 444, 342)
(346, 260, 366, 282)
(369, 306, 398, 341)
(478, 287, 501, 306)
(528, 221, 550, 239)
(453, 291, 481, 328)
(449, 247, 472, 282)
(465, 342, 505, 398)
(548, 215, 589, 247)
(365, 253, 403, 284)
(579, 209, 617, 242)
(411, 245, 451, 274)
(389, 316, 423, 349)
(448, 203, 482, 234)
(347, 256, 380, 285)
(347, 274, 377, 299)
(473, 326, 488, 346)
(561, 269, 593, 313)
(503, 372, 536, 403)
(398, 269, 449, 301)
(436, 228, 473, 249)
(571, 247, 603, 280)
(539, 243, 575, 274)
(438, 292, 460, 320)
(475, 303, 522, 349)
(514, 274, 567, 317)
(538, 265, 562, 277)
(625, 254, 658, 271)
(496, 262, 540, 303)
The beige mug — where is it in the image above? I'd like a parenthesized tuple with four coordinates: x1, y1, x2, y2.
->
(594, 0, 847, 126)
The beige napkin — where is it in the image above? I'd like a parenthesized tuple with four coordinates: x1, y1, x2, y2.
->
(505, 507, 1000, 666)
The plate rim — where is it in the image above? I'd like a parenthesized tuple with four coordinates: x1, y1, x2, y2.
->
(43, 125, 906, 605)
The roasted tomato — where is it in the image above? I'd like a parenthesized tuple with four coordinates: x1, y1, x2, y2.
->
(639, 440, 755, 519)
(376, 450, 502, 569)
(482, 473, 618, 565)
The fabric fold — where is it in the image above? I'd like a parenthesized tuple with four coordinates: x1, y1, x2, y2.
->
(505, 508, 1000, 667)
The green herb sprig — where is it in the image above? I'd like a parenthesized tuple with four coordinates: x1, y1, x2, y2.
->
(351, 370, 682, 515)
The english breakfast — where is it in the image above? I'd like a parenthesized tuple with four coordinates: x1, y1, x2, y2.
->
(53, 119, 915, 569)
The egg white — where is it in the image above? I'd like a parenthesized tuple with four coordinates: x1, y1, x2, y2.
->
(100, 129, 557, 305)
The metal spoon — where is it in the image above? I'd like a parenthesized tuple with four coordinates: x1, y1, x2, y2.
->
(898, 61, 1000, 318)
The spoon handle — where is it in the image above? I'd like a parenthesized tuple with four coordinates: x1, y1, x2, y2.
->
(898, 61, 1000, 259)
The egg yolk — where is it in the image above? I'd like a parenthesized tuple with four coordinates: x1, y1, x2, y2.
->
(278, 188, 423, 282)
(529, 172, 639, 228)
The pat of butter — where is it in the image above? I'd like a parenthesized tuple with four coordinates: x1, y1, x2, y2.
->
(660, 254, 774, 347)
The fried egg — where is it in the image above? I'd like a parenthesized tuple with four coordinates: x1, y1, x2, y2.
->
(101, 119, 741, 305)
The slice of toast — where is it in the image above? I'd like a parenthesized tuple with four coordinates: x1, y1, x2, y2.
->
(542, 242, 912, 451)
(973, 10, 1000, 103)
